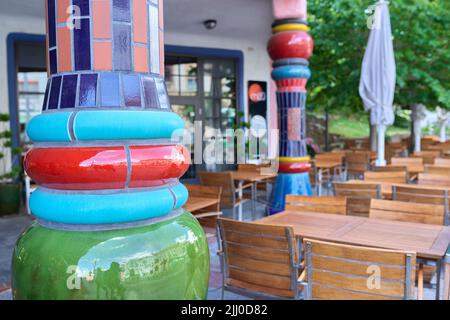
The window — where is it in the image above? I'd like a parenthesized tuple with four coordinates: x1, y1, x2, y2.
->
(17, 72, 47, 145)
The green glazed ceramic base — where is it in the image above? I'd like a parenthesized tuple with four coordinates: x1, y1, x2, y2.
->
(12, 211, 210, 300)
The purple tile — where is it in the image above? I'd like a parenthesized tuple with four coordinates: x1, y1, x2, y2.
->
(122, 74, 141, 107)
(79, 74, 98, 107)
(72, 0, 90, 16)
(49, 49, 57, 75)
(48, 76, 62, 109)
(113, 24, 131, 71)
(142, 76, 158, 108)
(42, 80, 51, 111)
(100, 73, 120, 107)
(60, 75, 78, 108)
(47, 0, 56, 47)
(113, 0, 131, 22)
(74, 18, 91, 71)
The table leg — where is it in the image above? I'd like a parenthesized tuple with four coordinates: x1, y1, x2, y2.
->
(444, 262, 450, 300)
(436, 259, 442, 300)
(317, 169, 323, 196)
(251, 182, 256, 217)
(238, 181, 243, 199)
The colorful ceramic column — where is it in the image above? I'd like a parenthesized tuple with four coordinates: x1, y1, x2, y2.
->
(12, 0, 209, 299)
(268, 0, 314, 213)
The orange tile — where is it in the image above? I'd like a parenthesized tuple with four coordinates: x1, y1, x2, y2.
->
(133, 0, 148, 44)
(57, 0, 71, 24)
(57, 26, 72, 72)
(93, 0, 111, 39)
(159, 0, 164, 30)
(159, 30, 164, 76)
(94, 42, 112, 70)
(134, 46, 149, 73)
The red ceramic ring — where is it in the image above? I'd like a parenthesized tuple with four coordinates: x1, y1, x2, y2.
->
(24, 145, 190, 190)
(267, 31, 314, 61)
(278, 161, 311, 173)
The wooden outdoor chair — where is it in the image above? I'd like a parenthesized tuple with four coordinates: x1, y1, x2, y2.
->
(425, 165, 450, 175)
(300, 239, 419, 300)
(369, 198, 446, 286)
(418, 173, 450, 188)
(237, 163, 275, 201)
(334, 182, 381, 217)
(391, 157, 424, 181)
(285, 195, 347, 215)
(184, 184, 222, 229)
(344, 151, 371, 179)
(199, 171, 251, 220)
(364, 171, 407, 184)
(412, 151, 441, 165)
(216, 218, 303, 299)
(372, 165, 409, 181)
(315, 152, 346, 181)
(392, 184, 449, 225)
(434, 158, 450, 166)
(369, 199, 445, 226)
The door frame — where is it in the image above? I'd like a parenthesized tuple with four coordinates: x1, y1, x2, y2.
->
(6, 33, 46, 167)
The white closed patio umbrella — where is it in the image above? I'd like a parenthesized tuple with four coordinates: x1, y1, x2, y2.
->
(359, 0, 396, 166)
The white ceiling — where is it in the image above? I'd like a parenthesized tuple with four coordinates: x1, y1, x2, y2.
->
(0, 0, 273, 39)
(164, 0, 273, 39)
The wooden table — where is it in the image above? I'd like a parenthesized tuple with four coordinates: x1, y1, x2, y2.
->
(313, 160, 343, 195)
(229, 171, 278, 214)
(314, 160, 342, 170)
(257, 210, 450, 299)
(184, 196, 220, 213)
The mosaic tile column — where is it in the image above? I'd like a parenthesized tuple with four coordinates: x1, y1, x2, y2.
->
(268, 0, 314, 213)
(11, 0, 209, 300)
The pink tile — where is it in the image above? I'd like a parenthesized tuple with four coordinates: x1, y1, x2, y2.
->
(57, 26, 72, 72)
(134, 46, 149, 73)
(159, 0, 164, 30)
(94, 42, 113, 70)
(133, 0, 148, 44)
(93, 0, 111, 39)
(272, 0, 307, 20)
(57, 0, 71, 24)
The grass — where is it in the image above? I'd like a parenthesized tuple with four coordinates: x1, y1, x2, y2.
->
(328, 114, 410, 139)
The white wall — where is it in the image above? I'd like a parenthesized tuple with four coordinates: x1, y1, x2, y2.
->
(0, 14, 45, 175)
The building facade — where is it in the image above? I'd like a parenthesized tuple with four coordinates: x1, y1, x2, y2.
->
(0, 0, 277, 178)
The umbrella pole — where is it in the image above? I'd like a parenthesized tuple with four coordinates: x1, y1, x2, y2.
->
(376, 125, 387, 166)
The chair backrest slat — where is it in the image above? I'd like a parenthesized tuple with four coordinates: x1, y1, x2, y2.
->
(345, 151, 371, 174)
(304, 239, 416, 300)
(373, 165, 407, 173)
(412, 151, 441, 165)
(237, 164, 270, 172)
(369, 199, 445, 225)
(425, 165, 450, 175)
(217, 218, 299, 299)
(285, 195, 347, 215)
(334, 182, 380, 217)
(434, 158, 450, 166)
(418, 173, 450, 188)
(364, 171, 407, 184)
(199, 171, 235, 206)
(315, 153, 344, 163)
(391, 157, 424, 173)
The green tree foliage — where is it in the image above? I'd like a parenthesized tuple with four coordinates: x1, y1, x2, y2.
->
(307, 0, 449, 114)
